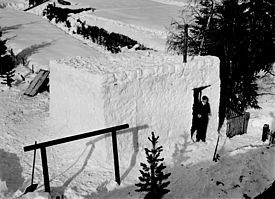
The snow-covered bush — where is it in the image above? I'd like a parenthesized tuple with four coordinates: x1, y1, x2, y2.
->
(42, 4, 152, 53)
(76, 19, 152, 53)
(42, 3, 91, 24)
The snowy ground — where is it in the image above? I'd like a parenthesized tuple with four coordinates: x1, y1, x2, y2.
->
(0, 0, 275, 199)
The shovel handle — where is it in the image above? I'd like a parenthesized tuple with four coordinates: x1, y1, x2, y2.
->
(31, 141, 37, 185)
(213, 134, 220, 161)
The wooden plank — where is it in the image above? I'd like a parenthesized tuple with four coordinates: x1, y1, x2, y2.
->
(24, 69, 49, 96)
(57, 0, 71, 5)
(24, 70, 45, 95)
(28, 70, 49, 96)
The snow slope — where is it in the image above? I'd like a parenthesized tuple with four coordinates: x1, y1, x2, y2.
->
(0, 1, 274, 199)
(68, 0, 186, 31)
(0, 8, 106, 70)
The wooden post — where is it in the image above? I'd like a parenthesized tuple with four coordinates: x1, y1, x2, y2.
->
(183, 24, 188, 63)
(24, 124, 129, 190)
(111, 131, 120, 185)
(40, 147, 50, 193)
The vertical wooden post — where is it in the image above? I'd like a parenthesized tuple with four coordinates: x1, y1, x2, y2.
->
(40, 147, 50, 193)
(183, 24, 188, 63)
(111, 131, 120, 185)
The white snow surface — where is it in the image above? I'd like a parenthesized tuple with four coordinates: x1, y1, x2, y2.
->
(0, 1, 274, 199)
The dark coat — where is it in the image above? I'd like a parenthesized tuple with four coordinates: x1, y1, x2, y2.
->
(197, 102, 211, 121)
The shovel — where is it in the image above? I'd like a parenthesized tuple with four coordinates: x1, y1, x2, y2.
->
(24, 141, 38, 194)
(213, 134, 220, 162)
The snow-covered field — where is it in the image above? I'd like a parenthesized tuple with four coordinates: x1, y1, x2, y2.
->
(0, 0, 274, 199)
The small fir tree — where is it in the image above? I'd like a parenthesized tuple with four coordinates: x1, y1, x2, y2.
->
(135, 132, 171, 199)
(0, 55, 15, 87)
(0, 30, 15, 87)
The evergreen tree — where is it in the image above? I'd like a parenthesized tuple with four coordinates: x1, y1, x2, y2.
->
(0, 29, 7, 57)
(135, 132, 171, 199)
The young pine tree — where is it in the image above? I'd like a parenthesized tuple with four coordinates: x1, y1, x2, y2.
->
(0, 55, 15, 87)
(0, 29, 15, 87)
(135, 132, 171, 199)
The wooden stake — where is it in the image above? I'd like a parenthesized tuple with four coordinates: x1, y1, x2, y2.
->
(112, 131, 120, 185)
(40, 147, 50, 193)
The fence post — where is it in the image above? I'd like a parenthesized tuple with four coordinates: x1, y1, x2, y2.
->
(40, 147, 50, 193)
(112, 131, 120, 185)
(183, 24, 188, 63)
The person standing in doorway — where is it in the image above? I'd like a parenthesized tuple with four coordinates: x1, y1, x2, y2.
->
(191, 101, 199, 142)
(196, 96, 211, 142)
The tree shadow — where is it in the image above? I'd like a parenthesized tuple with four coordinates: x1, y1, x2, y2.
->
(15, 42, 52, 65)
(5, 35, 17, 41)
(172, 133, 192, 166)
(118, 125, 149, 181)
(50, 143, 95, 198)
(48, 124, 148, 197)
(84, 125, 149, 182)
(0, 149, 24, 196)
(1, 24, 23, 33)
(1, 21, 41, 34)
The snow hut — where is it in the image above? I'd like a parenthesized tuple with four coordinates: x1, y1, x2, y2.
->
(49, 52, 220, 167)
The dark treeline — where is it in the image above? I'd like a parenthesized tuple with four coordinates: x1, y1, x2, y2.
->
(167, 0, 275, 129)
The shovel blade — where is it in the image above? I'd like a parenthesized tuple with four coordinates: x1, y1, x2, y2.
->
(24, 183, 38, 194)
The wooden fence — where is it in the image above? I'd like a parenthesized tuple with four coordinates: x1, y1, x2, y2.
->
(225, 105, 250, 138)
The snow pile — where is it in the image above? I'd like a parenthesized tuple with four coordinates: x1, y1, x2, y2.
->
(50, 52, 220, 167)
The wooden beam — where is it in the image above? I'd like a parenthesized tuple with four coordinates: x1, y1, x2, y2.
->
(24, 124, 129, 151)
(112, 131, 120, 185)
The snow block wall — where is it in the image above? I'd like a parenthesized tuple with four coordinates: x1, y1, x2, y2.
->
(50, 52, 220, 169)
